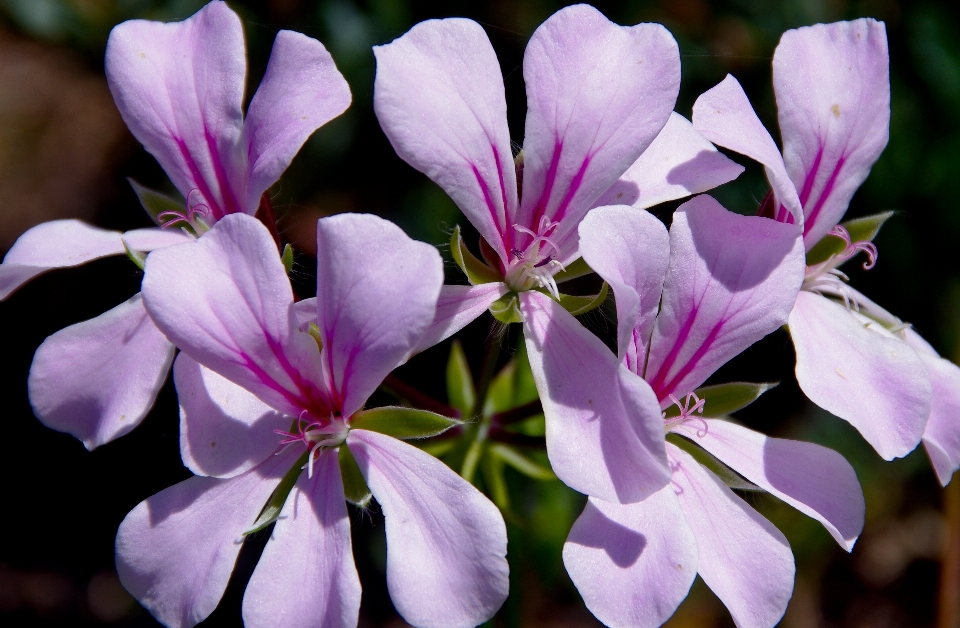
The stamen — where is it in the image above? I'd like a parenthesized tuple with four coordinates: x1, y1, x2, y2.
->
(504, 218, 566, 297)
(828, 225, 878, 270)
(158, 188, 212, 233)
(663, 392, 709, 437)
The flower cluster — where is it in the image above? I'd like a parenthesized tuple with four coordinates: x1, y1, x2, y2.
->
(3, 2, 957, 628)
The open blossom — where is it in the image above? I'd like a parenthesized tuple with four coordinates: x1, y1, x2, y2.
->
(693, 19, 960, 483)
(374, 3, 743, 503)
(122, 212, 509, 628)
(548, 199, 863, 628)
(0, 0, 350, 449)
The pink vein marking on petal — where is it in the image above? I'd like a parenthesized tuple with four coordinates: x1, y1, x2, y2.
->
(492, 146, 512, 252)
(551, 154, 591, 225)
(531, 140, 564, 230)
(802, 155, 846, 237)
(647, 303, 699, 400)
(203, 128, 243, 217)
(656, 316, 726, 401)
(471, 160, 506, 250)
(797, 146, 824, 207)
(175, 137, 225, 219)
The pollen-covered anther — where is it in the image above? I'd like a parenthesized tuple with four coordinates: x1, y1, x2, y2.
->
(663, 392, 709, 437)
(504, 217, 565, 299)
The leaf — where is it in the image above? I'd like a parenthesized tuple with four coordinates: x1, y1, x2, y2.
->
(460, 438, 486, 484)
(123, 240, 146, 271)
(484, 361, 517, 416)
(666, 433, 761, 492)
(481, 449, 510, 510)
(446, 340, 476, 415)
(662, 382, 778, 419)
(490, 292, 524, 324)
(489, 443, 556, 481)
(552, 257, 593, 283)
(281, 243, 294, 274)
(339, 445, 372, 507)
(556, 282, 608, 316)
(245, 451, 309, 535)
(450, 225, 502, 285)
(350, 406, 462, 439)
(805, 211, 895, 266)
(128, 178, 184, 225)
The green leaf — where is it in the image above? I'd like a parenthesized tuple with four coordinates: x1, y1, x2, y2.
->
(484, 361, 516, 416)
(350, 406, 462, 439)
(666, 433, 761, 492)
(663, 382, 778, 419)
(450, 225, 502, 285)
(123, 239, 146, 271)
(281, 243, 294, 274)
(556, 282, 608, 316)
(552, 257, 594, 283)
(490, 292, 524, 324)
(128, 178, 184, 225)
(460, 437, 486, 484)
(245, 451, 308, 535)
(339, 445, 372, 507)
(446, 340, 476, 415)
(805, 211, 895, 266)
(490, 443, 556, 480)
(481, 449, 510, 509)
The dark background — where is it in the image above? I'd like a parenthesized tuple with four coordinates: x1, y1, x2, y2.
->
(0, 0, 957, 626)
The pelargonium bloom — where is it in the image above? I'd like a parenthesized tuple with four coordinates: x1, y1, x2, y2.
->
(550, 199, 863, 628)
(123, 212, 509, 628)
(374, 3, 743, 503)
(693, 19, 960, 482)
(0, 0, 350, 449)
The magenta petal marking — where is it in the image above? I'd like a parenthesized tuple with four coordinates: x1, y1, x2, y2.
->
(802, 155, 845, 239)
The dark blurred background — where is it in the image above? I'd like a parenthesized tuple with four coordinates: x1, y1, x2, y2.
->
(0, 0, 958, 626)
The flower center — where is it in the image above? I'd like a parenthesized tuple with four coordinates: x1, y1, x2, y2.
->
(157, 189, 212, 236)
(802, 225, 878, 310)
(504, 216, 565, 299)
(663, 392, 709, 437)
(275, 412, 349, 478)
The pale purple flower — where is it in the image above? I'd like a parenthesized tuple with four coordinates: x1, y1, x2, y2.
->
(693, 19, 960, 482)
(549, 199, 864, 628)
(122, 212, 509, 628)
(374, 4, 744, 503)
(0, 1, 350, 449)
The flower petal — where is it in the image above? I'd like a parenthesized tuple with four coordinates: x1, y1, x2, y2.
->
(674, 419, 864, 550)
(242, 31, 351, 212)
(373, 18, 516, 261)
(122, 228, 193, 252)
(408, 283, 508, 357)
(594, 113, 745, 211)
(521, 291, 670, 503)
(518, 5, 680, 260)
(918, 354, 960, 486)
(175, 353, 288, 479)
(315, 214, 443, 417)
(579, 205, 669, 374)
(28, 294, 174, 449)
(105, 1, 248, 218)
(143, 213, 330, 419)
(670, 445, 795, 628)
(0, 220, 126, 299)
(242, 450, 361, 628)
(774, 20, 890, 248)
(115, 449, 296, 628)
(645, 196, 804, 403)
(789, 291, 930, 460)
(692, 75, 803, 225)
(563, 491, 698, 628)
(346, 429, 508, 628)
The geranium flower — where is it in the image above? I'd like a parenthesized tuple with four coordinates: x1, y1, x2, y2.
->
(0, 1, 350, 448)
(693, 19, 960, 482)
(121, 212, 509, 628)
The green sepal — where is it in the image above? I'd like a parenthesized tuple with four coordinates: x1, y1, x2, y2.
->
(666, 433, 761, 492)
(281, 243, 294, 275)
(307, 322, 324, 352)
(339, 445, 372, 507)
(451, 225, 502, 285)
(245, 451, 308, 535)
(128, 178, 184, 225)
(481, 448, 510, 509)
(552, 257, 594, 283)
(663, 381, 778, 419)
(350, 406, 462, 440)
(805, 211, 895, 266)
(446, 340, 476, 416)
(490, 292, 524, 324)
(489, 443, 556, 481)
(556, 282, 609, 316)
(123, 240, 147, 271)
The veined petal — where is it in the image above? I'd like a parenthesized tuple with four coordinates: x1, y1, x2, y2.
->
(519, 6, 680, 260)
(115, 448, 296, 628)
(645, 196, 804, 403)
(28, 295, 174, 449)
(408, 282, 508, 358)
(692, 75, 803, 225)
(670, 445, 795, 628)
(143, 213, 330, 419)
(579, 205, 669, 374)
(315, 214, 443, 417)
(105, 1, 248, 218)
(373, 18, 516, 261)
(674, 419, 864, 550)
(243, 450, 361, 628)
(774, 20, 890, 248)
(0, 220, 126, 299)
(563, 491, 697, 628)
(175, 354, 288, 479)
(347, 429, 509, 628)
(242, 31, 351, 212)
(521, 291, 670, 504)
(789, 291, 930, 460)
(593, 113, 745, 211)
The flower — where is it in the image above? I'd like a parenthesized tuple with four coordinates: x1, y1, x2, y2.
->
(693, 19, 960, 482)
(374, 3, 743, 503)
(551, 199, 863, 628)
(0, 0, 350, 449)
(121, 212, 509, 628)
